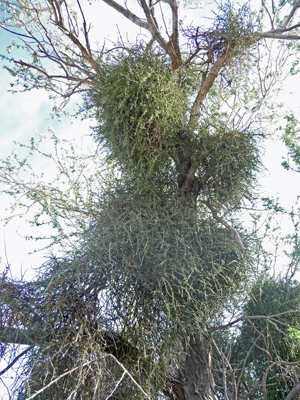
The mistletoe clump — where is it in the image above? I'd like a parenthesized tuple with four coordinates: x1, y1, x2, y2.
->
(82, 186, 248, 338)
(90, 53, 187, 172)
(193, 124, 261, 206)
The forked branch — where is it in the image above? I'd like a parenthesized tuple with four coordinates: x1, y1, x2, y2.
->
(189, 47, 233, 126)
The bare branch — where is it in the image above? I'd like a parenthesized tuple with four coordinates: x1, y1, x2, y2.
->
(262, 0, 275, 30)
(77, 0, 93, 58)
(268, 319, 300, 349)
(211, 310, 300, 332)
(285, 382, 300, 400)
(189, 48, 232, 126)
(168, 0, 182, 69)
(282, 0, 300, 29)
(14, 60, 94, 86)
(262, 360, 300, 400)
(139, 0, 170, 55)
(170, 0, 179, 48)
(106, 354, 152, 399)
(1, 25, 34, 39)
(256, 32, 300, 40)
(211, 337, 237, 400)
(25, 361, 92, 400)
(236, 336, 263, 394)
(50, 5, 102, 75)
(180, 35, 200, 68)
(105, 371, 126, 399)
(101, 0, 149, 29)
(0, 345, 34, 377)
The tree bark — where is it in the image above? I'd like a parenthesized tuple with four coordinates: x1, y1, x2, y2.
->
(284, 382, 300, 400)
(182, 332, 217, 400)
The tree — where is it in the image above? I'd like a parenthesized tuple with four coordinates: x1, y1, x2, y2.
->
(1, 0, 300, 399)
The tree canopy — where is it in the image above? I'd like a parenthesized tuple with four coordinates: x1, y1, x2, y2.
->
(1, 0, 300, 399)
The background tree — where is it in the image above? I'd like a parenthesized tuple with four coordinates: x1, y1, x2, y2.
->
(1, 0, 300, 399)
(210, 276, 300, 399)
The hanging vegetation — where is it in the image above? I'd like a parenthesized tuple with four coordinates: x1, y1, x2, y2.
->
(89, 52, 188, 173)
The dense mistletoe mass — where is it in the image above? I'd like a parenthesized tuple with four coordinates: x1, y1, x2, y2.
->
(1, 0, 300, 399)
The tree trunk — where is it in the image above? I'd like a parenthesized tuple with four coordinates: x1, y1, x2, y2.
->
(182, 331, 217, 400)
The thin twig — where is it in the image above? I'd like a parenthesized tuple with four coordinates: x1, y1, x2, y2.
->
(0, 345, 34, 377)
(106, 371, 126, 399)
(203, 200, 254, 270)
(262, 359, 300, 400)
(25, 361, 91, 400)
(210, 310, 300, 331)
(106, 354, 152, 399)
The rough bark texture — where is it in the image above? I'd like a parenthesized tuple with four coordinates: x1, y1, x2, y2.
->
(183, 332, 217, 400)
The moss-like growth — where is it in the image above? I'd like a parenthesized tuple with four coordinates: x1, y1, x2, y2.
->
(90, 53, 187, 172)
(83, 187, 247, 336)
(194, 124, 261, 206)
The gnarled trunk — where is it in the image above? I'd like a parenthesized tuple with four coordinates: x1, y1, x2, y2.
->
(166, 332, 217, 400)
(183, 332, 216, 400)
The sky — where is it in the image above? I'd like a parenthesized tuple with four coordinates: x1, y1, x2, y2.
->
(1, 0, 300, 396)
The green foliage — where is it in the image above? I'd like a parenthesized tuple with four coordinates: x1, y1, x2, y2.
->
(194, 124, 261, 206)
(287, 327, 300, 342)
(15, 195, 246, 398)
(83, 186, 246, 331)
(89, 52, 187, 172)
(1, 0, 300, 397)
(211, 2, 259, 51)
(233, 276, 300, 399)
(243, 277, 300, 356)
(10, 256, 151, 399)
(0, 132, 107, 249)
(85, 48, 261, 208)
(281, 113, 300, 172)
